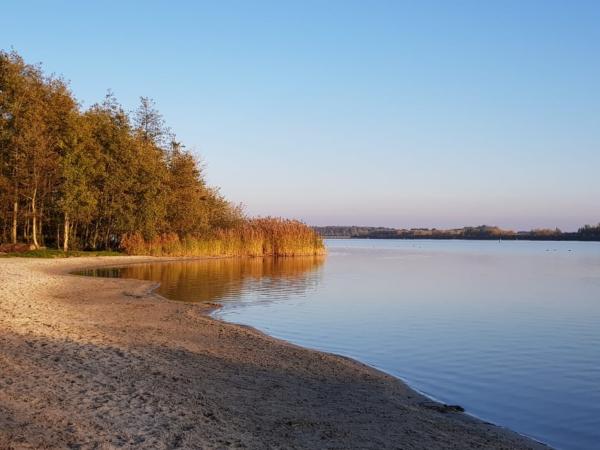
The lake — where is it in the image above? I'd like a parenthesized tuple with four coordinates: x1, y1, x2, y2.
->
(80, 239, 600, 450)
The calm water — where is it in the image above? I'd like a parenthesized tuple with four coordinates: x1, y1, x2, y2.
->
(80, 240, 600, 450)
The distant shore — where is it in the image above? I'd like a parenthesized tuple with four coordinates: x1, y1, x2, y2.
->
(0, 257, 548, 449)
(323, 235, 600, 242)
(314, 224, 600, 241)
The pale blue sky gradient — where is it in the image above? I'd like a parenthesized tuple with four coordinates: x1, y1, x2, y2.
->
(2, 1, 599, 230)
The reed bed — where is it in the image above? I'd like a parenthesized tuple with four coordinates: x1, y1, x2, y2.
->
(120, 218, 326, 257)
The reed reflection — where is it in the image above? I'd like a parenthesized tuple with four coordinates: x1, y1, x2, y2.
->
(80, 256, 325, 304)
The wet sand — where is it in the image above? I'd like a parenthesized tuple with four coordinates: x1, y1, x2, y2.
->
(0, 257, 548, 449)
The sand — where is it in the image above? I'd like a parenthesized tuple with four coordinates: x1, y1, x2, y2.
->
(0, 256, 548, 449)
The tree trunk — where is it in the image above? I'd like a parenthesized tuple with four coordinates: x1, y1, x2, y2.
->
(84, 224, 89, 249)
(12, 200, 18, 244)
(23, 204, 30, 242)
(31, 188, 39, 249)
(92, 222, 99, 249)
(63, 214, 70, 252)
(38, 206, 44, 246)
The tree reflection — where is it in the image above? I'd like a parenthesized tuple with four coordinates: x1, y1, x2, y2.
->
(81, 256, 325, 303)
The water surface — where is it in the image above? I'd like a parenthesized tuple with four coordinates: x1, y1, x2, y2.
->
(82, 240, 600, 450)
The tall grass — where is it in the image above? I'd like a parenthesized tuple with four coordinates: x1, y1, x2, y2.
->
(120, 218, 326, 257)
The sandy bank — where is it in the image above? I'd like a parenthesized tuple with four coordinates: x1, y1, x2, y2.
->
(0, 257, 548, 449)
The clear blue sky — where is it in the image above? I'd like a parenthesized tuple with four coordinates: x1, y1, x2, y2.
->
(3, 1, 599, 230)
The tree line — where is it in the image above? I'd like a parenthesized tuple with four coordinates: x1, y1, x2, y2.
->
(314, 224, 600, 241)
(0, 50, 324, 256)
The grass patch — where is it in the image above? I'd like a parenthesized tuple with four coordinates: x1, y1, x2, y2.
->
(0, 249, 122, 258)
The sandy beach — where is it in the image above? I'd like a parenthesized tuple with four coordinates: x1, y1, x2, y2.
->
(0, 257, 548, 449)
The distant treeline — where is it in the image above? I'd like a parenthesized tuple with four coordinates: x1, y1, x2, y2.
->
(314, 224, 600, 241)
(0, 50, 324, 256)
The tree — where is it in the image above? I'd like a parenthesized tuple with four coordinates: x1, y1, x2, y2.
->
(58, 113, 99, 251)
(0, 50, 58, 248)
(165, 141, 215, 234)
(0, 50, 29, 244)
(134, 96, 170, 149)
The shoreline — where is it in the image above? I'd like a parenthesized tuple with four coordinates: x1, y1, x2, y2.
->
(209, 310, 547, 449)
(1, 256, 549, 449)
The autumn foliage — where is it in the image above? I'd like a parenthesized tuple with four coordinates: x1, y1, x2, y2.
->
(0, 50, 324, 257)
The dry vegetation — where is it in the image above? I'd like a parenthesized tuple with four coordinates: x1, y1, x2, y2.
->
(121, 218, 325, 257)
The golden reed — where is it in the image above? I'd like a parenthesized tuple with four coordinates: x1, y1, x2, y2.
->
(120, 218, 326, 257)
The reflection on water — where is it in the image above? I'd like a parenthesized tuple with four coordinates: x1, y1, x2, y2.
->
(78, 256, 325, 304)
